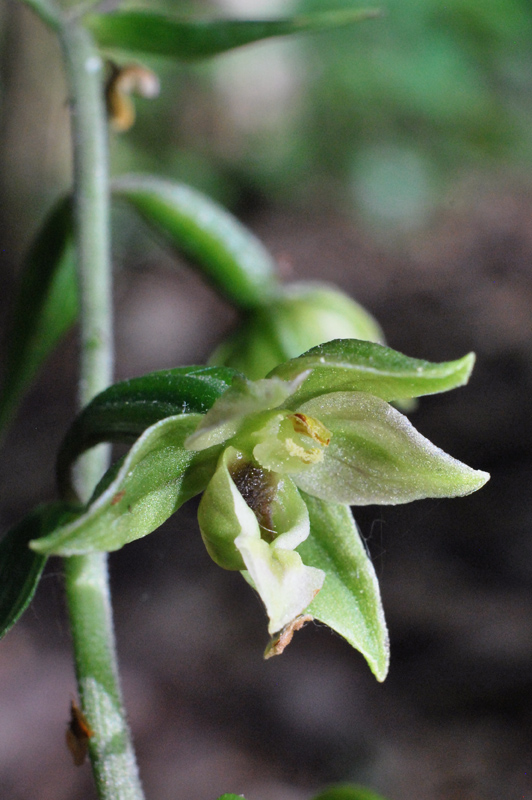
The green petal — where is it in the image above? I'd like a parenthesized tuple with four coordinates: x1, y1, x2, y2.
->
(31, 414, 215, 556)
(269, 339, 477, 405)
(197, 447, 255, 570)
(267, 475, 312, 551)
(293, 392, 489, 505)
(298, 494, 389, 681)
(185, 373, 308, 451)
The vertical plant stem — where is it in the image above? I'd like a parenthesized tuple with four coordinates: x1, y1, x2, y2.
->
(58, 18, 144, 800)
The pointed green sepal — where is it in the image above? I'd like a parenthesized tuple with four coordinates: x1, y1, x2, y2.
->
(298, 494, 389, 681)
(56, 365, 239, 500)
(32, 414, 216, 556)
(87, 9, 381, 61)
(294, 392, 489, 505)
(0, 503, 79, 639)
(270, 339, 477, 405)
(113, 175, 278, 309)
(0, 197, 77, 435)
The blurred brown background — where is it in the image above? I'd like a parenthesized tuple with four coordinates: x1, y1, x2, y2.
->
(1, 1, 532, 798)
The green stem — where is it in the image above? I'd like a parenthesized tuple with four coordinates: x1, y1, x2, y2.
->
(58, 18, 144, 800)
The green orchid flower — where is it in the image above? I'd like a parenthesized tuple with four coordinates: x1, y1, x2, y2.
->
(26, 341, 490, 680)
(185, 364, 488, 637)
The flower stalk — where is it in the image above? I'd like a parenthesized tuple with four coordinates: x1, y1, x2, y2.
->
(57, 12, 144, 800)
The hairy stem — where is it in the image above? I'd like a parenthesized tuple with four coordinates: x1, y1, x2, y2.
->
(58, 18, 144, 800)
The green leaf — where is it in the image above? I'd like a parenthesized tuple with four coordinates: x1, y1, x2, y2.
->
(270, 339, 477, 405)
(32, 415, 217, 556)
(0, 503, 78, 639)
(87, 9, 381, 61)
(0, 197, 77, 434)
(56, 365, 239, 500)
(298, 493, 389, 681)
(112, 175, 278, 309)
(294, 392, 489, 505)
(313, 784, 389, 800)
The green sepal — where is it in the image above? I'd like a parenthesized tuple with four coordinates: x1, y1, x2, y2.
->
(113, 175, 278, 309)
(210, 282, 385, 380)
(87, 9, 381, 61)
(294, 392, 489, 505)
(0, 503, 79, 639)
(269, 339, 477, 405)
(197, 447, 250, 570)
(0, 197, 77, 435)
(56, 365, 239, 500)
(298, 493, 389, 681)
(313, 785, 389, 800)
(32, 414, 217, 556)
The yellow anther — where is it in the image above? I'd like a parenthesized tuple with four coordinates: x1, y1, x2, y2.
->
(288, 413, 331, 446)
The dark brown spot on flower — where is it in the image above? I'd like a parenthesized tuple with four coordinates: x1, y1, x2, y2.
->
(230, 461, 278, 541)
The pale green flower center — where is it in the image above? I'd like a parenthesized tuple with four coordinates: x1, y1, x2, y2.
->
(247, 411, 332, 475)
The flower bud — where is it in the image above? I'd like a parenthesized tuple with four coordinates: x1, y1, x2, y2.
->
(210, 282, 384, 379)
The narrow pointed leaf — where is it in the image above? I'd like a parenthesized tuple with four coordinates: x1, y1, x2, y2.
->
(294, 392, 489, 505)
(298, 493, 389, 681)
(33, 414, 216, 556)
(113, 175, 278, 309)
(269, 339, 477, 405)
(313, 785, 389, 800)
(56, 365, 239, 499)
(87, 10, 381, 61)
(0, 503, 79, 639)
(0, 197, 77, 434)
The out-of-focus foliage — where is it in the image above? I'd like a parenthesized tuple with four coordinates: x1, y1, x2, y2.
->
(106, 0, 532, 227)
(292, 0, 532, 224)
(3, 0, 532, 250)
